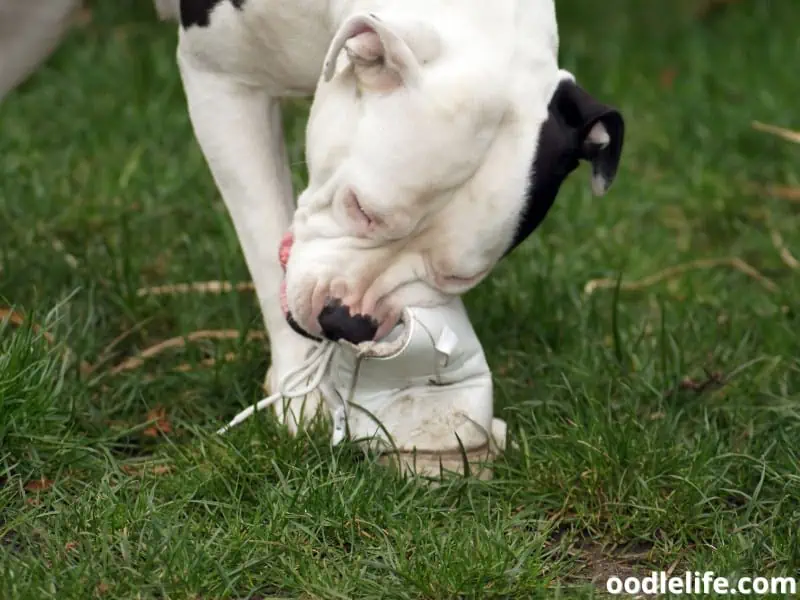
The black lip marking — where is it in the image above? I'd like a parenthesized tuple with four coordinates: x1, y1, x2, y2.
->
(179, 0, 246, 29)
(286, 312, 322, 343)
(318, 299, 379, 345)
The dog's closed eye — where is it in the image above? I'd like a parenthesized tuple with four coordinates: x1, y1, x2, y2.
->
(430, 265, 489, 293)
(442, 271, 486, 287)
(343, 189, 382, 233)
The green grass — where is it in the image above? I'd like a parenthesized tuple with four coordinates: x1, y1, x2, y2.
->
(1, 0, 799, 598)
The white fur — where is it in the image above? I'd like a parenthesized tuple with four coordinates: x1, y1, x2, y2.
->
(0, 0, 574, 429)
(178, 0, 563, 350)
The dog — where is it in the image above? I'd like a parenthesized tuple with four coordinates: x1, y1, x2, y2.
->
(175, 0, 624, 429)
(1, 0, 624, 445)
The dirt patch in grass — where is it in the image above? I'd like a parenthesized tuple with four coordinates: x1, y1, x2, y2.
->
(550, 527, 664, 592)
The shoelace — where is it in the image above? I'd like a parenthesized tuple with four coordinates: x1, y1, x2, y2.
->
(215, 340, 338, 436)
(215, 317, 453, 438)
(212, 321, 503, 458)
(215, 340, 362, 446)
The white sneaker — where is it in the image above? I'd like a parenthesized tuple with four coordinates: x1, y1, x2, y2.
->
(218, 298, 507, 480)
(324, 298, 507, 479)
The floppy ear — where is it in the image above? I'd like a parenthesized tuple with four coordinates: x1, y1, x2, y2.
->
(550, 71, 625, 195)
(322, 13, 440, 92)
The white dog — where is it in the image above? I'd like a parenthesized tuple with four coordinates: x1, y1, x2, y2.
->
(176, 0, 623, 458)
(1, 0, 623, 477)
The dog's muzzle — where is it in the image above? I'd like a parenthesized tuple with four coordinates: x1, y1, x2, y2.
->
(280, 232, 379, 344)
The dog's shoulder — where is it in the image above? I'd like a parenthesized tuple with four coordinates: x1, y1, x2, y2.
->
(177, 0, 276, 82)
(177, 0, 332, 93)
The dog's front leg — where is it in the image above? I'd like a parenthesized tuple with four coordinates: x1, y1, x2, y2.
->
(177, 48, 322, 433)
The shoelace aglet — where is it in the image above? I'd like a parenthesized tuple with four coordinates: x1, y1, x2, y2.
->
(216, 394, 281, 435)
(216, 341, 338, 435)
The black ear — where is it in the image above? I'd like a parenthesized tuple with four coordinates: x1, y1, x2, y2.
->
(505, 75, 625, 255)
(552, 77, 625, 196)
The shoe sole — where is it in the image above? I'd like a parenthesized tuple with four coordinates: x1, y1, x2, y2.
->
(376, 440, 500, 481)
(264, 367, 505, 480)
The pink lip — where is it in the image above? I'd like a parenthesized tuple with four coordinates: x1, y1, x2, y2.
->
(279, 231, 293, 317)
(279, 231, 293, 272)
(280, 280, 289, 316)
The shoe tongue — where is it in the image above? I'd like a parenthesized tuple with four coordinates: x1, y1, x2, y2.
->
(434, 325, 459, 358)
(354, 315, 459, 363)
(330, 312, 462, 388)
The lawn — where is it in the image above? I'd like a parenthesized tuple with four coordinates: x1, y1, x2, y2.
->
(1, 0, 799, 598)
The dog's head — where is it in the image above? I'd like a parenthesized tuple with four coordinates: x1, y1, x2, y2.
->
(284, 12, 624, 342)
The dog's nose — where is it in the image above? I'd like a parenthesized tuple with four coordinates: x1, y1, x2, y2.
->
(318, 298, 378, 344)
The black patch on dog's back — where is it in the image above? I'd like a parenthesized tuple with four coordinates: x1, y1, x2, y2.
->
(180, 0, 246, 28)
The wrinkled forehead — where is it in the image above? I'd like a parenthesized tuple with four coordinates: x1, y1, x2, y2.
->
(307, 68, 509, 195)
